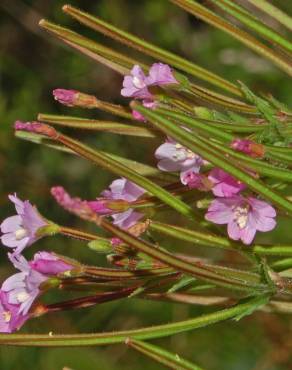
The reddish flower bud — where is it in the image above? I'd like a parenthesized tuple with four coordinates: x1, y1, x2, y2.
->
(231, 139, 265, 158)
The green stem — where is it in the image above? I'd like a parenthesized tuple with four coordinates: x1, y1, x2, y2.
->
(59, 226, 101, 241)
(99, 218, 267, 292)
(0, 296, 267, 346)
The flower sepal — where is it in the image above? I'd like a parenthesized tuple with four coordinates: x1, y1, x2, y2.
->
(35, 223, 61, 238)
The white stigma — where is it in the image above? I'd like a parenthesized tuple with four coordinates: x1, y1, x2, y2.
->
(16, 291, 30, 303)
(3, 311, 11, 323)
(15, 227, 28, 240)
(234, 206, 249, 229)
(132, 76, 145, 89)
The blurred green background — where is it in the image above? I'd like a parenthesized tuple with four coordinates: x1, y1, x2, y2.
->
(0, 1, 291, 369)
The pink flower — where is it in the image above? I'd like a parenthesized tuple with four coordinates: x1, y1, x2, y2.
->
(0, 194, 47, 254)
(121, 63, 178, 99)
(2, 254, 47, 315)
(208, 168, 245, 197)
(0, 251, 73, 333)
(0, 290, 29, 333)
(205, 196, 277, 245)
(181, 170, 212, 191)
(29, 251, 74, 275)
(53, 89, 77, 106)
(121, 65, 152, 99)
(155, 139, 203, 185)
(100, 178, 146, 229)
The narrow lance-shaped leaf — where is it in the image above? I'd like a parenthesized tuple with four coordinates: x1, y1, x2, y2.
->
(170, 0, 292, 76)
(15, 130, 176, 183)
(126, 339, 204, 370)
(196, 135, 292, 183)
(39, 18, 253, 113)
(150, 221, 292, 257)
(38, 114, 158, 137)
(39, 19, 147, 74)
(25, 124, 195, 219)
(246, 0, 292, 32)
(186, 84, 256, 114)
(62, 4, 242, 96)
(209, 0, 292, 52)
(158, 107, 234, 142)
(133, 103, 292, 215)
(0, 296, 268, 346)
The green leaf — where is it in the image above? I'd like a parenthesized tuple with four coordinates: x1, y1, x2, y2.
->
(246, 0, 292, 32)
(62, 4, 242, 96)
(210, 0, 292, 52)
(39, 19, 145, 75)
(38, 114, 158, 137)
(15, 130, 176, 184)
(167, 277, 197, 293)
(170, 0, 292, 75)
(233, 295, 269, 321)
(150, 221, 292, 257)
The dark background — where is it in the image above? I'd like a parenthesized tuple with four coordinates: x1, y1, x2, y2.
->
(0, 1, 291, 369)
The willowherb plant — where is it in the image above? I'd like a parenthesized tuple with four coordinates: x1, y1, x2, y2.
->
(1, 1, 292, 368)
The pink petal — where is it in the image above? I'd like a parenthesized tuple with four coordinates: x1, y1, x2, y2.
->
(249, 198, 276, 217)
(8, 194, 25, 214)
(227, 221, 241, 241)
(0, 215, 22, 233)
(240, 226, 257, 245)
(1, 233, 21, 248)
(147, 63, 178, 85)
(205, 209, 232, 225)
(249, 212, 277, 232)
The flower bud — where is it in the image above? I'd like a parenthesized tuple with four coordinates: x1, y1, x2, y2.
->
(53, 89, 98, 108)
(231, 139, 265, 158)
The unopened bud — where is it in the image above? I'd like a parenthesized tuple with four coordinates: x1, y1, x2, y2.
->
(14, 120, 58, 138)
(231, 139, 265, 158)
(53, 89, 98, 108)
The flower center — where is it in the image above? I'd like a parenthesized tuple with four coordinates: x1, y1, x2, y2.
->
(16, 291, 30, 303)
(2, 311, 11, 323)
(132, 76, 145, 89)
(15, 227, 28, 240)
(173, 144, 196, 162)
(234, 206, 249, 229)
